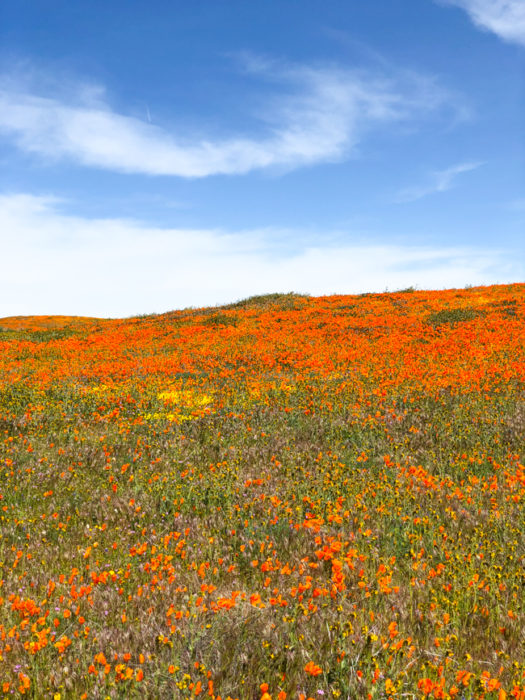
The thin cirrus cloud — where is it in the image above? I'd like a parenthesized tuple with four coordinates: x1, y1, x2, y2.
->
(439, 0, 525, 46)
(0, 192, 520, 317)
(394, 161, 483, 203)
(0, 60, 458, 178)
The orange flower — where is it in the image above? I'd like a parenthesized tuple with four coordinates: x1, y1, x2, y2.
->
(260, 684, 272, 700)
(417, 678, 434, 695)
(304, 661, 322, 676)
(18, 674, 30, 694)
(388, 621, 398, 639)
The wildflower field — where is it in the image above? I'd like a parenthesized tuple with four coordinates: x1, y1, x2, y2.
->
(0, 284, 524, 700)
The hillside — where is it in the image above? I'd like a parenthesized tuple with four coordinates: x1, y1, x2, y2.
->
(0, 284, 524, 699)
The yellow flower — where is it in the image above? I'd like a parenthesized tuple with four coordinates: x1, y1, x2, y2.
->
(158, 389, 212, 407)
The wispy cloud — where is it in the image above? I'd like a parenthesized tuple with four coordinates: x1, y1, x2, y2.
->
(0, 192, 519, 317)
(394, 161, 483, 203)
(0, 59, 458, 177)
(439, 0, 525, 46)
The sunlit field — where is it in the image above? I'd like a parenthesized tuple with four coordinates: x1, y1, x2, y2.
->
(0, 284, 524, 700)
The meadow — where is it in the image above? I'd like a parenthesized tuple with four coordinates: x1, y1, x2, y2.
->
(0, 284, 524, 699)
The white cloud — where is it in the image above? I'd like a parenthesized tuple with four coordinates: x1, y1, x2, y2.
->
(395, 161, 483, 202)
(0, 60, 456, 177)
(0, 193, 520, 317)
(440, 0, 525, 46)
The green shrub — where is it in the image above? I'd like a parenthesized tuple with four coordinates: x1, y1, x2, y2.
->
(425, 307, 485, 327)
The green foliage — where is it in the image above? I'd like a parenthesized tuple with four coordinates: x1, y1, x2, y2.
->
(219, 292, 309, 311)
(202, 313, 239, 327)
(425, 306, 485, 327)
(0, 327, 84, 342)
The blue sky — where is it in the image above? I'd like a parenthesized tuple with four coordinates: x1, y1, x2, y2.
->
(1, 0, 524, 316)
